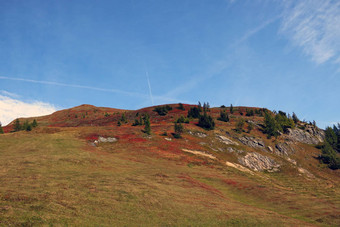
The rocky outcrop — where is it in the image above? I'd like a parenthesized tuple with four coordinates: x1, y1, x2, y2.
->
(217, 135, 239, 145)
(286, 125, 324, 145)
(238, 152, 280, 172)
(274, 142, 295, 156)
(188, 131, 207, 138)
(238, 136, 265, 149)
(226, 147, 245, 154)
(92, 136, 117, 146)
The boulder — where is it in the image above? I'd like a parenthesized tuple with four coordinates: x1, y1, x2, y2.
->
(217, 135, 239, 145)
(274, 142, 295, 156)
(286, 126, 324, 144)
(238, 136, 265, 149)
(238, 152, 280, 172)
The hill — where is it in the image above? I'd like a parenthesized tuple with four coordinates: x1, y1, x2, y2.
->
(0, 103, 339, 226)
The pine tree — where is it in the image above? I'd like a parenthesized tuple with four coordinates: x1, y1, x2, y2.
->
(217, 110, 229, 122)
(121, 113, 127, 123)
(187, 107, 201, 118)
(264, 112, 280, 138)
(178, 103, 185, 110)
(198, 112, 215, 130)
(198, 101, 202, 112)
(144, 114, 151, 135)
(325, 127, 338, 150)
(235, 118, 245, 133)
(230, 104, 234, 114)
(32, 119, 38, 127)
(14, 119, 21, 132)
(0, 122, 3, 134)
(23, 120, 32, 131)
(174, 122, 184, 138)
(292, 112, 299, 124)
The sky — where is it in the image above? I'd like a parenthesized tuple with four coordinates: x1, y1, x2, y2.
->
(0, 0, 339, 128)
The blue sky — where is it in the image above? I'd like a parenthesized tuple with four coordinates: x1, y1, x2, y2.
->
(0, 0, 339, 128)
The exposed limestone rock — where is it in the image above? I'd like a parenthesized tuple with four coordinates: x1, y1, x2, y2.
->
(238, 136, 265, 149)
(267, 146, 273, 152)
(298, 167, 314, 178)
(227, 147, 245, 154)
(286, 126, 324, 144)
(98, 136, 117, 143)
(164, 138, 172, 141)
(274, 142, 295, 156)
(225, 161, 254, 175)
(188, 131, 207, 138)
(93, 136, 117, 145)
(217, 135, 239, 145)
(238, 152, 280, 172)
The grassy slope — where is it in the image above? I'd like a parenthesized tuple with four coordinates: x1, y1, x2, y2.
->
(0, 105, 339, 226)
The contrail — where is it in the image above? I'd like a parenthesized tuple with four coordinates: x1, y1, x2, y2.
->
(145, 71, 154, 105)
(0, 76, 147, 98)
(0, 75, 187, 104)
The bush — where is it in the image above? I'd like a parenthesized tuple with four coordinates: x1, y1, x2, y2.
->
(23, 121, 32, 131)
(176, 115, 189, 124)
(177, 103, 185, 110)
(120, 113, 127, 123)
(187, 107, 201, 119)
(144, 114, 151, 135)
(153, 105, 172, 116)
(198, 113, 215, 130)
(245, 109, 254, 116)
(14, 119, 21, 132)
(32, 119, 38, 127)
(174, 122, 184, 138)
(263, 112, 280, 138)
(319, 142, 340, 170)
(0, 122, 3, 134)
(247, 122, 254, 133)
(235, 118, 245, 133)
(217, 110, 229, 122)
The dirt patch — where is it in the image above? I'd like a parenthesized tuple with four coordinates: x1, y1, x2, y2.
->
(182, 149, 216, 160)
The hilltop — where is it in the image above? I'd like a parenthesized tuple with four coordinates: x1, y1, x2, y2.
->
(0, 103, 339, 226)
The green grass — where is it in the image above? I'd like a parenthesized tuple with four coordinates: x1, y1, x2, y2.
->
(0, 128, 339, 226)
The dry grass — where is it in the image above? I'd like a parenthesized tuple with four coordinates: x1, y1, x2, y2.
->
(0, 105, 339, 226)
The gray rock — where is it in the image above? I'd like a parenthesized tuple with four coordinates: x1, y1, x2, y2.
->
(238, 136, 265, 148)
(286, 126, 324, 144)
(97, 136, 117, 143)
(217, 135, 239, 145)
(238, 152, 280, 172)
(188, 131, 207, 138)
(227, 147, 245, 154)
(274, 142, 295, 156)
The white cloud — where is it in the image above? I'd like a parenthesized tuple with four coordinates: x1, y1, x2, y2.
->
(280, 0, 340, 64)
(0, 94, 57, 126)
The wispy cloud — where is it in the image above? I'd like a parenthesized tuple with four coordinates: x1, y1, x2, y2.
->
(145, 70, 154, 105)
(0, 75, 181, 105)
(234, 14, 283, 46)
(280, 0, 340, 65)
(0, 95, 57, 126)
(0, 76, 146, 98)
(0, 90, 20, 98)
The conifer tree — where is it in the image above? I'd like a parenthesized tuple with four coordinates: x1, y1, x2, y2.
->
(218, 110, 229, 122)
(14, 119, 21, 132)
(174, 122, 184, 138)
(32, 119, 38, 127)
(230, 104, 234, 114)
(144, 114, 151, 135)
(0, 122, 3, 134)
